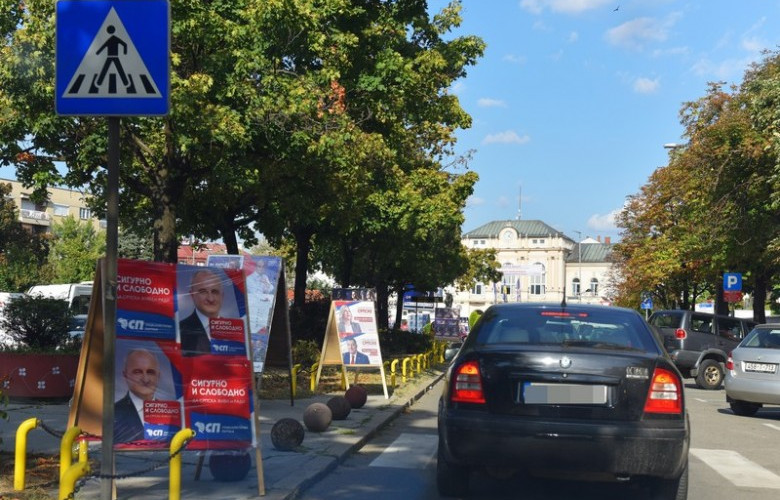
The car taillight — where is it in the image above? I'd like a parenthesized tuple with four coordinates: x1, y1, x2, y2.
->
(644, 367, 682, 414)
(726, 352, 734, 371)
(675, 328, 687, 340)
(451, 360, 486, 404)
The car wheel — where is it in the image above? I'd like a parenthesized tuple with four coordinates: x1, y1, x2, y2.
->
(695, 359, 723, 390)
(437, 440, 469, 498)
(648, 461, 688, 500)
(729, 400, 761, 417)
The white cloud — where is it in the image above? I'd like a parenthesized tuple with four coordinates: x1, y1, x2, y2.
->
(521, 0, 613, 15)
(606, 16, 677, 50)
(691, 56, 754, 81)
(568, 31, 579, 43)
(503, 54, 528, 65)
(633, 77, 659, 94)
(450, 81, 466, 95)
(482, 131, 531, 145)
(587, 209, 620, 232)
(477, 98, 507, 108)
(467, 196, 485, 207)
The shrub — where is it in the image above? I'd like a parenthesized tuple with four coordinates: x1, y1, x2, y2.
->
(292, 339, 321, 367)
(379, 328, 432, 359)
(0, 295, 74, 351)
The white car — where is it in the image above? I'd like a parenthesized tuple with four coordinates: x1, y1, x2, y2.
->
(725, 324, 780, 416)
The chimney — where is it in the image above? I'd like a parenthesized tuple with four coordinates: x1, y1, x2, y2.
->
(597, 235, 601, 242)
(605, 236, 611, 245)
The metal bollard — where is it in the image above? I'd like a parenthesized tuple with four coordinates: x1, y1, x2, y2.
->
(59, 461, 90, 500)
(14, 417, 39, 491)
(402, 357, 412, 383)
(390, 359, 399, 387)
(291, 363, 302, 397)
(416, 354, 423, 374)
(310, 362, 319, 392)
(169, 428, 196, 500)
(60, 427, 81, 482)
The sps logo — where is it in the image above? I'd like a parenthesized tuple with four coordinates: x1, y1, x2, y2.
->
(194, 422, 222, 434)
(213, 344, 230, 352)
(146, 428, 165, 438)
(117, 318, 145, 331)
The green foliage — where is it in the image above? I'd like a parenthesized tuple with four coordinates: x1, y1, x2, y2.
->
(292, 339, 320, 367)
(378, 328, 432, 358)
(0, 182, 49, 291)
(118, 227, 154, 261)
(0, 295, 75, 351)
(46, 216, 104, 283)
(289, 299, 331, 345)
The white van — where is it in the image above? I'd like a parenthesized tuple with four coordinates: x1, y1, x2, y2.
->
(27, 282, 93, 315)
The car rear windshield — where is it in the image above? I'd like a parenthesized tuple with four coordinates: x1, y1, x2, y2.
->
(741, 327, 780, 348)
(649, 312, 682, 328)
(474, 308, 658, 352)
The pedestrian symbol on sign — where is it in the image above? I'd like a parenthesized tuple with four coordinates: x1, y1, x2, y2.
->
(63, 7, 161, 98)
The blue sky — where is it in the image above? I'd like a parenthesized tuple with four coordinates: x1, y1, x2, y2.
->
(432, 0, 780, 241)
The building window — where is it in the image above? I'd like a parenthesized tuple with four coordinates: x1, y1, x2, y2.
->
(589, 278, 599, 294)
(572, 278, 580, 296)
(472, 240, 479, 246)
(471, 283, 483, 295)
(53, 204, 69, 216)
(79, 207, 91, 220)
(529, 263, 546, 295)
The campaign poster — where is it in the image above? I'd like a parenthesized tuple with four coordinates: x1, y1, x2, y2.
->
(334, 300, 382, 366)
(207, 255, 283, 372)
(110, 259, 254, 451)
(434, 307, 460, 338)
(332, 287, 376, 301)
(113, 338, 182, 448)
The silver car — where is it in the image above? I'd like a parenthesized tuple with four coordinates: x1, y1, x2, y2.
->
(725, 324, 780, 416)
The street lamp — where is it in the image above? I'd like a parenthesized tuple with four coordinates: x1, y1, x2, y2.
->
(573, 230, 582, 302)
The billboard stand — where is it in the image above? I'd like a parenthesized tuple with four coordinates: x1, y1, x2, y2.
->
(315, 298, 388, 399)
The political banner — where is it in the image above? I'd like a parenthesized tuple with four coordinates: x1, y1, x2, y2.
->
(333, 300, 382, 366)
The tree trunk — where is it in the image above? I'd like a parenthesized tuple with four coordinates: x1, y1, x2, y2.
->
(293, 226, 313, 307)
(394, 284, 405, 330)
(221, 218, 240, 255)
(715, 273, 728, 316)
(753, 272, 768, 323)
(373, 277, 388, 331)
(153, 200, 178, 263)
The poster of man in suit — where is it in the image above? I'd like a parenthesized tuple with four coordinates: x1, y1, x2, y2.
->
(334, 301, 381, 366)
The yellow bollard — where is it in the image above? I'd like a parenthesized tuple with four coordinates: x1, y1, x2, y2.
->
(402, 357, 412, 383)
(291, 363, 302, 397)
(310, 362, 319, 392)
(416, 354, 423, 375)
(169, 428, 196, 500)
(14, 417, 39, 491)
(59, 461, 90, 500)
(60, 427, 81, 482)
(390, 359, 399, 387)
(78, 436, 88, 463)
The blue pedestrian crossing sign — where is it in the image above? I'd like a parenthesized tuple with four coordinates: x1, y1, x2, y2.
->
(56, 0, 169, 116)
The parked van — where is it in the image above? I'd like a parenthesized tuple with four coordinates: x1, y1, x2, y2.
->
(648, 309, 757, 390)
(27, 282, 92, 315)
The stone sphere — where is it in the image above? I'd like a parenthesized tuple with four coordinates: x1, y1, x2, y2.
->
(345, 385, 368, 409)
(270, 418, 305, 451)
(303, 402, 332, 432)
(326, 395, 352, 420)
(209, 451, 251, 482)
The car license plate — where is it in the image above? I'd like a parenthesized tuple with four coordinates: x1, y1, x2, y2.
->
(744, 362, 778, 373)
(522, 382, 608, 405)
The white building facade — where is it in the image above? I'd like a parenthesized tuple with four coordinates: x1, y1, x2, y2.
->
(451, 219, 616, 318)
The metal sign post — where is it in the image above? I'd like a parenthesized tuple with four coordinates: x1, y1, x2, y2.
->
(56, 2, 169, 498)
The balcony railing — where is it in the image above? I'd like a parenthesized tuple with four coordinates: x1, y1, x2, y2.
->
(20, 209, 51, 222)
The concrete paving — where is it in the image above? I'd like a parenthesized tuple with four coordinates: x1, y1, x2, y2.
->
(1, 367, 445, 499)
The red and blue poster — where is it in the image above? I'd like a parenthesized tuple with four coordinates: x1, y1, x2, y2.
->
(112, 259, 255, 451)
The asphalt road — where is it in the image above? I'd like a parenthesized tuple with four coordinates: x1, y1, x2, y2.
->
(297, 380, 780, 500)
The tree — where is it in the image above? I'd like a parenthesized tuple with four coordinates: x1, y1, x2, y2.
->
(0, 182, 49, 291)
(46, 216, 105, 283)
(0, 295, 72, 350)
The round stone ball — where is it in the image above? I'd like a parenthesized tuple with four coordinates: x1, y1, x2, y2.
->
(326, 395, 352, 420)
(270, 418, 305, 451)
(209, 451, 252, 482)
(303, 402, 332, 432)
(345, 385, 368, 409)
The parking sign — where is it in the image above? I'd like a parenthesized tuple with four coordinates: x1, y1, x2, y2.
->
(723, 273, 742, 292)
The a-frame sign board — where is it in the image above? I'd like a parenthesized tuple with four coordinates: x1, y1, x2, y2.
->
(69, 258, 266, 496)
(315, 300, 388, 399)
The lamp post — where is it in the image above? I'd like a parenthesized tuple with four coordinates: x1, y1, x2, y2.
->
(573, 230, 582, 302)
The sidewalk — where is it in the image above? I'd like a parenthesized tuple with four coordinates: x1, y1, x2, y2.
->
(1, 367, 445, 499)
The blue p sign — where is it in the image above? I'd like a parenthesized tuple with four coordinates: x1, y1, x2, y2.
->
(723, 273, 742, 291)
